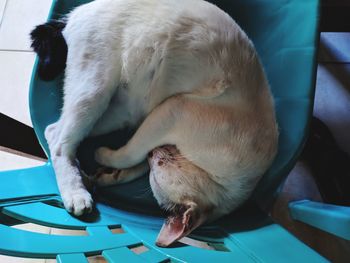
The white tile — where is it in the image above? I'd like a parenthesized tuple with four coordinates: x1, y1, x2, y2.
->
(318, 32, 350, 63)
(50, 227, 88, 236)
(0, 0, 6, 25)
(43, 256, 106, 263)
(0, 51, 36, 126)
(88, 255, 107, 263)
(12, 223, 51, 234)
(0, 255, 45, 263)
(314, 64, 350, 155)
(0, 150, 44, 171)
(0, 0, 52, 51)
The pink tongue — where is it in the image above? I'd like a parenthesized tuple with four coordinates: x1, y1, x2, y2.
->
(156, 202, 206, 247)
(156, 216, 186, 247)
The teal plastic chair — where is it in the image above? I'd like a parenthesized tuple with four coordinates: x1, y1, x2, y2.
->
(0, 0, 328, 262)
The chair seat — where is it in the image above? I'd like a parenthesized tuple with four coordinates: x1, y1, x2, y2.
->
(0, 165, 326, 262)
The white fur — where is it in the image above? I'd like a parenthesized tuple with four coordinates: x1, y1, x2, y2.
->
(46, 0, 278, 218)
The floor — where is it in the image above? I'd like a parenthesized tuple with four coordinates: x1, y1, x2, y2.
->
(0, 0, 349, 262)
(271, 32, 350, 262)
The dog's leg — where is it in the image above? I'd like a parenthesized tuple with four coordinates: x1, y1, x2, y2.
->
(47, 75, 117, 216)
(95, 95, 185, 169)
(94, 161, 149, 186)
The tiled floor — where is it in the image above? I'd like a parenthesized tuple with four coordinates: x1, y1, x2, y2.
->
(0, 0, 51, 126)
(0, 1, 350, 262)
(0, 0, 52, 51)
(0, 1, 52, 262)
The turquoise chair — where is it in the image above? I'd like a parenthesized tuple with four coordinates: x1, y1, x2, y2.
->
(0, 0, 328, 262)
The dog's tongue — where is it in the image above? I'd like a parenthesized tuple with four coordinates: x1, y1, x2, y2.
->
(155, 203, 205, 247)
(156, 215, 186, 247)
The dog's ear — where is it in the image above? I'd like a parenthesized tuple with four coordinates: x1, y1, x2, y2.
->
(156, 202, 207, 247)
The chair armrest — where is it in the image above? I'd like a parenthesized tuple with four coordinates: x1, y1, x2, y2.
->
(289, 200, 350, 240)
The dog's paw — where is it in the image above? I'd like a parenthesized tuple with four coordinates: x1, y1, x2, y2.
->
(93, 166, 121, 186)
(95, 147, 112, 166)
(61, 188, 93, 216)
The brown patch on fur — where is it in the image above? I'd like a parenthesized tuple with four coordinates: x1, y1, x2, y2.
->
(151, 145, 188, 169)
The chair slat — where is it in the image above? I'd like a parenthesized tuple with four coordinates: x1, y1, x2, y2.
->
(0, 224, 140, 258)
(57, 253, 88, 263)
(103, 247, 147, 263)
(3, 202, 120, 229)
(137, 249, 169, 263)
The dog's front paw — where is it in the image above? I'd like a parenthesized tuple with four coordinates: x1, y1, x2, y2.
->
(61, 188, 93, 216)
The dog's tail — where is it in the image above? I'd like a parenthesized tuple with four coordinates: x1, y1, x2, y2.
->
(30, 20, 67, 81)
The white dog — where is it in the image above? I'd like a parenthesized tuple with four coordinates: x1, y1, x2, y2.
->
(31, 0, 278, 247)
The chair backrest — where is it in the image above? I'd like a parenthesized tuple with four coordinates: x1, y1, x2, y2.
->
(29, 0, 319, 212)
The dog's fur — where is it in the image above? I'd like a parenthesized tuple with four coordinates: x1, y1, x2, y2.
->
(31, 0, 278, 246)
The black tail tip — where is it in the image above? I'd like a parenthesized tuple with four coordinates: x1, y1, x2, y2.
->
(30, 21, 67, 81)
